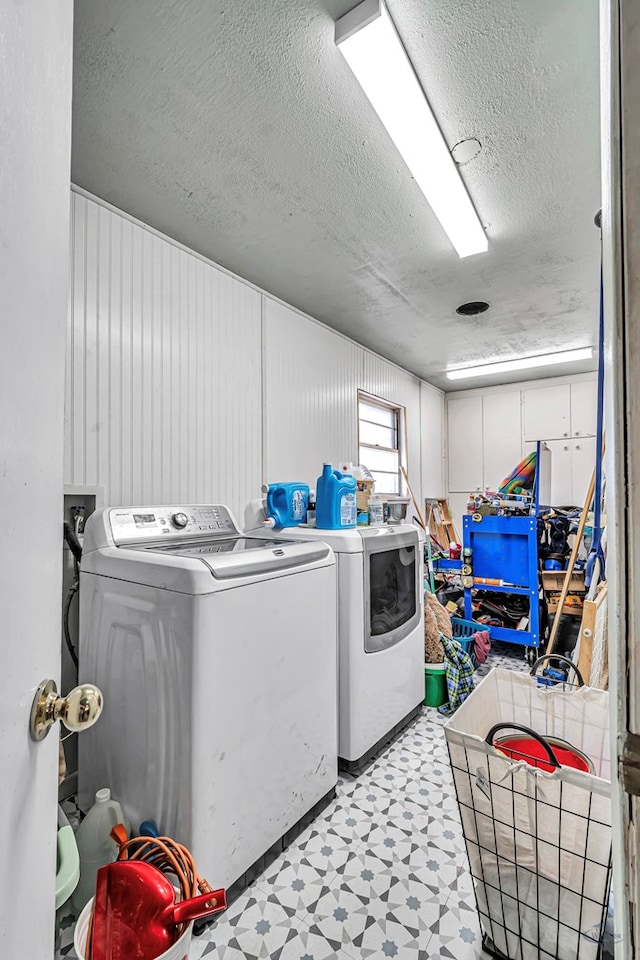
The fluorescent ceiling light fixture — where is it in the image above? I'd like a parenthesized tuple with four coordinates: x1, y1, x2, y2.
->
(335, 0, 488, 259)
(446, 348, 594, 381)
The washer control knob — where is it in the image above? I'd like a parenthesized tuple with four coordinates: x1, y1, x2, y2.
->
(171, 512, 189, 529)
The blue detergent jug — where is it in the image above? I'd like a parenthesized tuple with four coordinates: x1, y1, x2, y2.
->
(315, 464, 357, 529)
(265, 483, 310, 528)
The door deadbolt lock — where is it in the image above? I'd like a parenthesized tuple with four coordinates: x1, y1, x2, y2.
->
(29, 679, 103, 742)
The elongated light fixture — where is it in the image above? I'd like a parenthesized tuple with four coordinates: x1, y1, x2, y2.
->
(446, 347, 594, 382)
(335, 0, 488, 258)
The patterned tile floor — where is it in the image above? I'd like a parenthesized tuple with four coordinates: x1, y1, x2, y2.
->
(57, 643, 612, 960)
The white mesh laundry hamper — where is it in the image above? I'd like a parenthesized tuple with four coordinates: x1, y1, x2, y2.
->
(444, 662, 612, 960)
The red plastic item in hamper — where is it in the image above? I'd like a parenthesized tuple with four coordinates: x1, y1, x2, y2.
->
(486, 722, 594, 774)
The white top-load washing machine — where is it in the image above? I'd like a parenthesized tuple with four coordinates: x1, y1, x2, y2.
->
(78, 504, 338, 898)
(247, 508, 425, 772)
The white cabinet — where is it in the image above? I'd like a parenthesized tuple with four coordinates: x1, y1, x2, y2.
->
(543, 440, 574, 505)
(523, 384, 571, 441)
(447, 377, 598, 509)
(570, 381, 598, 437)
(448, 396, 482, 492)
(571, 436, 597, 502)
(482, 391, 522, 490)
(538, 438, 596, 505)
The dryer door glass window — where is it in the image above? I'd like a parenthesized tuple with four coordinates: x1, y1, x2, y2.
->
(365, 544, 418, 652)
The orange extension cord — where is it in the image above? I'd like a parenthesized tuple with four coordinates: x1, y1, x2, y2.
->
(85, 828, 220, 958)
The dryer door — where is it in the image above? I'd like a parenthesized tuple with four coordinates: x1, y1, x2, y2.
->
(363, 530, 421, 653)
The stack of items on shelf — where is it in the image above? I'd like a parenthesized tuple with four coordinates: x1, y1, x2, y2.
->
(542, 568, 586, 619)
(344, 462, 410, 526)
(464, 491, 532, 518)
(457, 451, 540, 523)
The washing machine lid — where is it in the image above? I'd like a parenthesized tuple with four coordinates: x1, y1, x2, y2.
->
(81, 506, 334, 592)
(250, 523, 419, 554)
(131, 535, 330, 580)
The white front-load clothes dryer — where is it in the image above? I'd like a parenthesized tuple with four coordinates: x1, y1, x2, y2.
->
(78, 504, 338, 900)
(248, 510, 424, 772)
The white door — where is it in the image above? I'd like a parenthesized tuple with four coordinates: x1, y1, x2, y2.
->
(447, 396, 483, 492)
(604, 2, 640, 952)
(0, 2, 73, 955)
(482, 390, 522, 490)
(522, 383, 571, 441)
(570, 380, 598, 437)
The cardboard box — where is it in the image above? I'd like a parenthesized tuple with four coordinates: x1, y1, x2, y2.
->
(356, 479, 374, 511)
(541, 570, 586, 593)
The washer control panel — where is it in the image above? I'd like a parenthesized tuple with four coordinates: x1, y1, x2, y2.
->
(109, 505, 238, 544)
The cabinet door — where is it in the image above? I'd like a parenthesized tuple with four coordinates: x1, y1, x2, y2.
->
(523, 384, 571, 441)
(448, 396, 483, 492)
(571, 437, 597, 505)
(544, 439, 574, 505)
(570, 380, 598, 437)
(482, 391, 522, 490)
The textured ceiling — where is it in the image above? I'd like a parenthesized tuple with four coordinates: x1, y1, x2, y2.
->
(72, 0, 601, 390)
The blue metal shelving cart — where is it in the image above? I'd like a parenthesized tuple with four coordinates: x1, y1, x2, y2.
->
(462, 513, 541, 655)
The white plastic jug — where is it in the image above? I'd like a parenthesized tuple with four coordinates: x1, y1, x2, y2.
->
(71, 788, 125, 913)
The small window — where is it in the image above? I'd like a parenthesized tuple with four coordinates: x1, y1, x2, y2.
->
(358, 392, 405, 495)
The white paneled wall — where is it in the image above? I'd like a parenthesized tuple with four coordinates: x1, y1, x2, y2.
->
(263, 299, 362, 486)
(66, 194, 262, 519)
(420, 382, 446, 499)
(66, 190, 445, 519)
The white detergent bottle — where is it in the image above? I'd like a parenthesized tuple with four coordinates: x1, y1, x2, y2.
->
(71, 787, 125, 913)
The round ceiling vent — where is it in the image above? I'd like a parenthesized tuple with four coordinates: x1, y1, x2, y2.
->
(456, 301, 490, 316)
(451, 138, 482, 165)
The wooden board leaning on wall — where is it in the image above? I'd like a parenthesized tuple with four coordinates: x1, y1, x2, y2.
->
(576, 583, 608, 689)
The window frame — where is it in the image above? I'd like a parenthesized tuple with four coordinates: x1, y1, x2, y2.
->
(357, 390, 406, 496)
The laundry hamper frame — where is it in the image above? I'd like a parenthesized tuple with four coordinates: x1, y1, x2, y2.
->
(444, 662, 612, 960)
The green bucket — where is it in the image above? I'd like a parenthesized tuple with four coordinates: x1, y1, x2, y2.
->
(424, 664, 448, 707)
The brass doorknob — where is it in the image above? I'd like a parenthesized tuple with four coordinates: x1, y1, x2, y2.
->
(29, 679, 103, 742)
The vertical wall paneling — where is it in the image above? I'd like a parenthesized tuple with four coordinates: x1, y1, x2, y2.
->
(448, 395, 484, 492)
(263, 299, 363, 486)
(66, 193, 263, 521)
(419, 381, 446, 499)
(68, 189, 446, 524)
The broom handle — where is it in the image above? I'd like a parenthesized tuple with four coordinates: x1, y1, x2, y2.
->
(546, 468, 596, 655)
(400, 465, 426, 531)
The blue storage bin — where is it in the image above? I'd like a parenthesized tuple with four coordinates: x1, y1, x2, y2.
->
(450, 616, 491, 666)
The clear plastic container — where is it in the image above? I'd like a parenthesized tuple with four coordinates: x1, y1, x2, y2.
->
(368, 498, 384, 526)
(71, 788, 125, 913)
